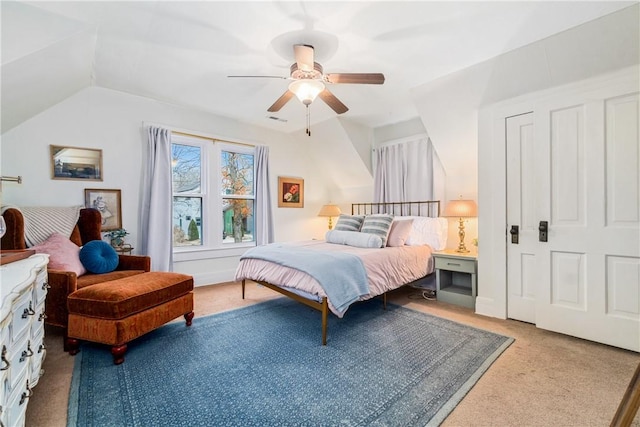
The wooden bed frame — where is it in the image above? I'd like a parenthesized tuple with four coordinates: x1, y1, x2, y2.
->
(241, 200, 441, 345)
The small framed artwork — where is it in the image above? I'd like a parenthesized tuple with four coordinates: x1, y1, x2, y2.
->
(84, 188, 122, 231)
(51, 145, 103, 181)
(278, 176, 304, 208)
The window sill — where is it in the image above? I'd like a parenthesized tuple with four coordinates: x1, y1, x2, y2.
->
(173, 243, 255, 262)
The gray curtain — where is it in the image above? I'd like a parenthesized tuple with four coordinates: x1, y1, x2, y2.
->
(374, 138, 435, 206)
(255, 145, 274, 245)
(140, 126, 173, 271)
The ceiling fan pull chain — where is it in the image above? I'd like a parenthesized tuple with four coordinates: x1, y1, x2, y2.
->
(306, 104, 311, 136)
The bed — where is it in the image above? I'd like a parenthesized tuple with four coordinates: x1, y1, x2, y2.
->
(234, 201, 445, 344)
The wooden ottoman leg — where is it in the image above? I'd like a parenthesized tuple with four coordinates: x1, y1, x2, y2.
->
(184, 311, 194, 326)
(111, 344, 127, 365)
(66, 337, 80, 355)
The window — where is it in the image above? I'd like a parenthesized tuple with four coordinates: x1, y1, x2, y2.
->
(171, 135, 255, 252)
(172, 142, 203, 247)
(221, 150, 255, 244)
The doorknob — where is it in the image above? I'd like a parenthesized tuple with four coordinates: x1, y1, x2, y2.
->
(510, 225, 519, 244)
(539, 221, 548, 242)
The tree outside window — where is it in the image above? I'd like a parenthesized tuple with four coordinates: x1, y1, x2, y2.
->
(172, 143, 202, 247)
(221, 150, 254, 244)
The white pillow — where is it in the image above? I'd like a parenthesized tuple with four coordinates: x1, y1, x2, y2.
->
(403, 216, 448, 250)
(386, 219, 413, 247)
(325, 230, 383, 248)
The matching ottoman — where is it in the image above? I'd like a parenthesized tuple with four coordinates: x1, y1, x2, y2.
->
(66, 272, 195, 364)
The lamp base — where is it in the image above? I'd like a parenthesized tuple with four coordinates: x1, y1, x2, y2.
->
(456, 217, 469, 253)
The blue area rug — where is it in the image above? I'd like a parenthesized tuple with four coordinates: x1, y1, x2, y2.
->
(67, 298, 513, 427)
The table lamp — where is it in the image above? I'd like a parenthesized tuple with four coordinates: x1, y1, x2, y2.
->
(443, 198, 478, 253)
(318, 204, 341, 230)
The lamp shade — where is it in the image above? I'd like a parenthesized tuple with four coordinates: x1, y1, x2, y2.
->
(289, 80, 325, 105)
(318, 204, 341, 217)
(443, 199, 478, 218)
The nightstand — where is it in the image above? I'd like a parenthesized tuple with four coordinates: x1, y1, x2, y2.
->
(433, 250, 477, 309)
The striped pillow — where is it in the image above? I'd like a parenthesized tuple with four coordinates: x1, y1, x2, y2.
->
(334, 215, 365, 232)
(360, 214, 394, 247)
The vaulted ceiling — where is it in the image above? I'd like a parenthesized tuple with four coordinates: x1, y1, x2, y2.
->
(2, 1, 636, 134)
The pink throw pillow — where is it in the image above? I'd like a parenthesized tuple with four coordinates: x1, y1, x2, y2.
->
(31, 232, 86, 276)
(386, 219, 414, 247)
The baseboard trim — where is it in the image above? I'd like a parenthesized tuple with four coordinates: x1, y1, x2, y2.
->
(475, 296, 506, 319)
(187, 270, 236, 287)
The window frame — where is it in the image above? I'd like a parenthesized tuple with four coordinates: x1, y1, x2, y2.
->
(171, 135, 256, 263)
(218, 143, 256, 247)
(171, 136, 206, 249)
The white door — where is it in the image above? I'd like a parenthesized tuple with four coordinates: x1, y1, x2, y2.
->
(506, 112, 536, 324)
(506, 80, 640, 351)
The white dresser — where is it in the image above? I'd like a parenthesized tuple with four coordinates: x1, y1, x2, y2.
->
(0, 254, 49, 427)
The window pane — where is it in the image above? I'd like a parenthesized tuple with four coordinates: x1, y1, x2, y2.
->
(221, 151, 254, 196)
(172, 144, 201, 194)
(222, 199, 254, 244)
(173, 196, 202, 247)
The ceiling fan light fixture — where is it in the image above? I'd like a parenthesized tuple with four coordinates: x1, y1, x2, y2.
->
(288, 80, 325, 105)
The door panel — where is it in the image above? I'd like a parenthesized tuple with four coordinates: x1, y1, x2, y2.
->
(606, 94, 639, 227)
(550, 251, 586, 309)
(550, 106, 584, 226)
(607, 255, 640, 320)
(535, 88, 639, 351)
(506, 113, 536, 323)
(506, 83, 639, 351)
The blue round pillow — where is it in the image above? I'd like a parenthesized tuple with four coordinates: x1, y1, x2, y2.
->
(79, 240, 119, 274)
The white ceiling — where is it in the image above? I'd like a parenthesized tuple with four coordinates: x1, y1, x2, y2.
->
(2, 1, 636, 134)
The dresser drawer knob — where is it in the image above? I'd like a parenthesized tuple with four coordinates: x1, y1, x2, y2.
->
(38, 311, 48, 321)
(22, 302, 35, 318)
(0, 346, 9, 371)
(42, 282, 51, 290)
(38, 343, 47, 353)
(19, 381, 33, 405)
(20, 341, 34, 362)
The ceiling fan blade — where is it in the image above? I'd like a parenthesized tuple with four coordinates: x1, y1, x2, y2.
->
(318, 89, 348, 114)
(294, 44, 314, 72)
(267, 90, 294, 112)
(325, 73, 385, 84)
(228, 75, 288, 79)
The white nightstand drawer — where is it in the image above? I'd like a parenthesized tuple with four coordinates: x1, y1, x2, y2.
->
(434, 256, 476, 274)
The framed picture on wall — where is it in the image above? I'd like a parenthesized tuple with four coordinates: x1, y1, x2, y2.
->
(277, 176, 304, 208)
(51, 145, 103, 181)
(84, 188, 122, 231)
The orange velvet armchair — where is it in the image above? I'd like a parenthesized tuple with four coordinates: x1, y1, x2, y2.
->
(0, 208, 151, 339)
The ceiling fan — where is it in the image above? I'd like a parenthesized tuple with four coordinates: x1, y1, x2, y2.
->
(229, 44, 385, 135)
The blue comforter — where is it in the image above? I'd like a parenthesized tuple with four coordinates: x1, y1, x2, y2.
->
(240, 243, 370, 316)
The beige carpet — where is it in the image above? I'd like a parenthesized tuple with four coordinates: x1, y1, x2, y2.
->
(26, 282, 640, 427)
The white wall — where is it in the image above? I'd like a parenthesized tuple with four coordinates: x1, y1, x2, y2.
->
(6, 6, 634, 289)
(373, 118, 460, 249)
(303, 117, 375, 228)
(410, 4, 639, 252)
(0, 86, 343, 285)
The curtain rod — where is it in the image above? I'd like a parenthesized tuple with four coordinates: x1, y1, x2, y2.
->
(171, 131, 254, 148)
(1, 176, 22, 183)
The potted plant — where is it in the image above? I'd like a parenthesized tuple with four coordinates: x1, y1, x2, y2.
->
(105, 228, 129, 248)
